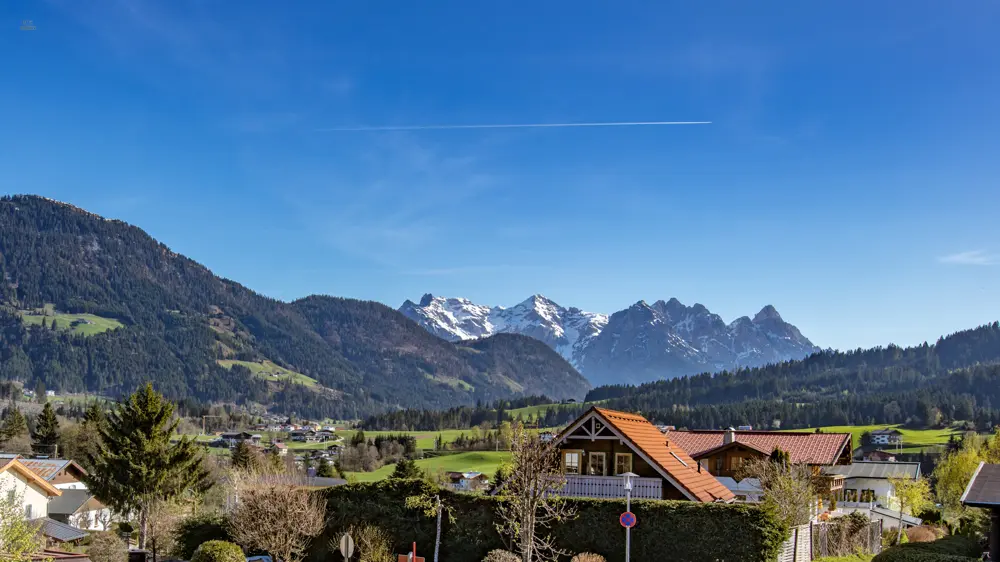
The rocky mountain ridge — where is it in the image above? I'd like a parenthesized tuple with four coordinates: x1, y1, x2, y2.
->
(401, 294, 820, 386)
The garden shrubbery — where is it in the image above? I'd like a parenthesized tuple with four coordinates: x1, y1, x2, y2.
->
(871, 535, 982, 562)
(316, 479, 786, 562)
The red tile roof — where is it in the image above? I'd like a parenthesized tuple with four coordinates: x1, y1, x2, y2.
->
(666, 430, 852, 466)
(587, 408, 734, 503)
(19, 459, 87, 481)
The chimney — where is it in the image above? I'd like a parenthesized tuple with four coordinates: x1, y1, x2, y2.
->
(724, 427, 736, 445)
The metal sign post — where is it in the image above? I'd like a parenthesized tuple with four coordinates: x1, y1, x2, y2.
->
(621, 472, 638, 562)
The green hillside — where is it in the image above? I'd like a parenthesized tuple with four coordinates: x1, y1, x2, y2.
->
(788, 423, 968, 452)
(346, 451, 510, 483)
(0, 195, 589, 418)
(217, 360, 318, 387)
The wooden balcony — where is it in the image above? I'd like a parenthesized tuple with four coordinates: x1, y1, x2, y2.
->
(558, 475, 663, 500)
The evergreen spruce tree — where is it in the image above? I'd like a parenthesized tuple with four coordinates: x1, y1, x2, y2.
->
(266, 448, 284, 474)
(32, 402, 60, 455)
(84, 401, 107, 426)
(84, 383, 210, 549)
(1, 405, 28, 442)
(390, 458, 423, 479)
(230, 441, 260, 472)
(316, 456, 336, 478)
(34, 381, 46, 404)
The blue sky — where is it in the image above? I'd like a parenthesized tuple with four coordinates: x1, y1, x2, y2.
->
(3, 1, 999, 350)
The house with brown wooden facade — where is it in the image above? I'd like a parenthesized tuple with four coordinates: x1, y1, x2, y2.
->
(550, 407, 734, 502)
(666, 427, 853, 500)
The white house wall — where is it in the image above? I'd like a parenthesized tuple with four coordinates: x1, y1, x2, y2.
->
(0, 471, 50, 519)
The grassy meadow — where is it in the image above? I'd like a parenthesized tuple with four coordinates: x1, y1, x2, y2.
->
(788, 423, 968, 452)
(19, 306, 123, 336)
(216, 359, 319, 387)
(345, 451, 510, 483)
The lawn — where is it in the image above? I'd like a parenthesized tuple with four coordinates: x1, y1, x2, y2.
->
(217, 359, 318, 387)
(787, 423, 967, 451)
(345, 451, 510, 483)
(19, 308, 123, 336)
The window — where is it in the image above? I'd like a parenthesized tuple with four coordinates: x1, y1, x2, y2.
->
(24, 504, 32, 519)
(715, 456, 724, 473)
(730, 456, 743, 470)
(588, 452, 606, 476)
(614, 453, 632, 475)
(7, 490, 14, 503)
(563, 451, 581, 474)
(860, 489, 875, 503)
(699, 459, 710, 473)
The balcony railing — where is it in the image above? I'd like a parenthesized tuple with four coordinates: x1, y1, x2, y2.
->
(558, 475, 663, 500)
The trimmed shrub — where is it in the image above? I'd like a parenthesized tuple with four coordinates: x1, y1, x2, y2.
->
(191, 541, 245, 562)
(481, 550, 519, 562)
(175, 515, 232, 560)
(88, 532, 127, 562)
(871, 535, 981, 562)
(311, 479, 786, 562)
(571, 553, 607, 562)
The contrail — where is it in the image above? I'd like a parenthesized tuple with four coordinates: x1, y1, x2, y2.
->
(317, 121, 711, 132)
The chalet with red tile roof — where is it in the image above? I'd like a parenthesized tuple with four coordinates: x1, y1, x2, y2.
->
(666, 428, 853, 476)
(551, 407, 734, 502)
(666, 427, 853, 499)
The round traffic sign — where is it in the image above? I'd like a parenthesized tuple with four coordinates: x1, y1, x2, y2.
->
(339, 533, 355, 559)
(620, 511, 637, 528)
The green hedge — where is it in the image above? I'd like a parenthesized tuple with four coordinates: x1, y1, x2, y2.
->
(175, 515, 232, 560)
(871, 535, 982, 562)
(312, 479, 786, 562)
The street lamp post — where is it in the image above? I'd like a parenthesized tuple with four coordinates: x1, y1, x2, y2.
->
(622, 471, 638, 562)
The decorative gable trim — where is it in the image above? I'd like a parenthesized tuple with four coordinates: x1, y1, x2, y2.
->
(552, 408, 698, 501)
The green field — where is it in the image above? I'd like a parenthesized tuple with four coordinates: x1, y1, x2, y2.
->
(19, 308, 123, 336)
(338, 428, 493, 450)
(507, 401, 599, 419)
(790, 423, 968, 452)
(345, 451, 510, 483)
(217, 360, 318, 387)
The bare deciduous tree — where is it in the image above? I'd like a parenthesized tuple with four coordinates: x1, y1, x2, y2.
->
(737, 456, 816, 529)
(146, 500, 185, 562)
(494, 424, 576, 562)
(226, 471, 326, 562)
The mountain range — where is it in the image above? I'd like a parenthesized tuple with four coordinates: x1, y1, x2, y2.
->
(400, 294, 820, 386)
(0, 196, 589, 418)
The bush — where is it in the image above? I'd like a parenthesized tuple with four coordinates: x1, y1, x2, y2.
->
(88, 532, 127, 562)
(311, 479, 786, 562)
(191, 541, 245, 562)
(904, 526, 938, 543)
(175, 515, 232, 560)
(481, 550, 518, 562)
(871, 535, 981, 562)
(341, 524, 394, 562)
(571, 554, 607, 562)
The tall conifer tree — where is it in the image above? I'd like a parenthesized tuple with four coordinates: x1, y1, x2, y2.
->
(84, 384, 210, 548)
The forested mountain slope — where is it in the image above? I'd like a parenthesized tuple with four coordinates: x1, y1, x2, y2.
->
(588, 322, 1000, 429)
(0, 196, 589, 417)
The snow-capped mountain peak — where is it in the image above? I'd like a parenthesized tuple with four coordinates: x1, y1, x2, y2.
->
(401, 295, 818, 386)
(400, 294, 607, 368)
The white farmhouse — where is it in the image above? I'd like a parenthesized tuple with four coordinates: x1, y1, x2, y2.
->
(823, 461, 923, 530)
(0, 456, 62, 520)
